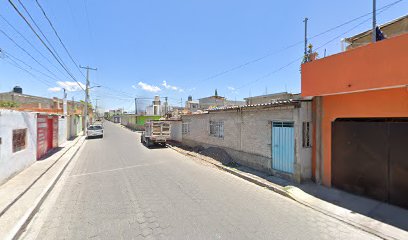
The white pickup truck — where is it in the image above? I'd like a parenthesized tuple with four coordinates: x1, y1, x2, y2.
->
(141, 121, 171, 147)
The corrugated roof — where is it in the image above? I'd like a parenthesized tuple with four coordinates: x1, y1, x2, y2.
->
(207, 99, 299, 112)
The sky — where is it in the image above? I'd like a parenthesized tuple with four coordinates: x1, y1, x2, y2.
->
(0, 0, 407, 112)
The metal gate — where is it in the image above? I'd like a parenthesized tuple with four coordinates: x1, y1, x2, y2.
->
(272, 122, 295, 173)
(332, 119, 408, 209)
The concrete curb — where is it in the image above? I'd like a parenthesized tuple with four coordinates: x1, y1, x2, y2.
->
(8, 137, 85, 240)
(169, 145, 406, 240)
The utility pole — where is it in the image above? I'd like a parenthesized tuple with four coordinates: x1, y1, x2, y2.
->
(63, 88, 67, 116)
(372, 0, 377, 43)
(134, 98, 138, 115)
(94, 98, 99, 118)
(79, 65, 97, 130)
(164, 97, 168, 116)
(303, 17, 308, 56)
(72, 96, 75, 115)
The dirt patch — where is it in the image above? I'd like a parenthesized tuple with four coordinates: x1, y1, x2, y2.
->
(167, 141, 238, 167)
(198, 147, 239, 167)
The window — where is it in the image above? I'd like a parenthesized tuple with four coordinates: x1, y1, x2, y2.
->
(182, 122, 190, 134)
(302, 122, 312, 148)
(209, 121, 224, 138)
(13, 129, 27, 153)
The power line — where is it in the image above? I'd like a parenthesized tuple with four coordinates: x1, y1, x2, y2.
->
(0, 28, 61, 80)
(4, 50, 58, 83)
(92, 83, 135, 98)
(8, 0, 85, 91)
(236, 56, 303, 90)
(15, 0, 68, 70)
(308, 0, 403, 40)
(314, 4, 395, 51)
(235, 2, 399, 91)
(188, 0, 404, 87)
(2, 56, 53, 87)
(0, 13, 70, 80)
(34, 0, 86, 78)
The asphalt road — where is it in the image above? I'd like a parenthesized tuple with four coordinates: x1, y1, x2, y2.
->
(23, 121, 379, 240)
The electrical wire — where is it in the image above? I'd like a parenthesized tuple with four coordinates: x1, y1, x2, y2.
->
(34, 0, 86, 78)
(4, 50, 59, 83)
(0, 28, 61, 80)
(188, 0, 404, 86)
(235, 2, 399, 91)
(16, 0, 68, 71)
(7, 0, 85, 91)
(2, 57, 53, 87)
(0, 13, 70, 80)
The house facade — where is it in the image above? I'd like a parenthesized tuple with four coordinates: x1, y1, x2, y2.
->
(181, 100, 312, 182)
(0, 110, 37, 184)
(302, 33, 408, 208)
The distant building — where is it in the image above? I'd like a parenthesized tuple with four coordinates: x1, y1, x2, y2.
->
(244, 92, 300, 105)
(198, 89, 245, 110)
(146, 96, 162, 116)
(185, 95, 199, 113)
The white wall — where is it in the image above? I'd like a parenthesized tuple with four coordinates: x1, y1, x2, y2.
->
(0, 110, 37, 185)
(164, 121, 182, 142)
(58, 115, 67, 146)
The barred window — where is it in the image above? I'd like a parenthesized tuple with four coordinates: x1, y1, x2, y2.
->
(182, 122, 190, 134)
(209, 121, 224, 138)
(302, 122, 312, 148)
(13, 129, 27, 153)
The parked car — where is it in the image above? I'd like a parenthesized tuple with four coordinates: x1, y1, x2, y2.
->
(87, 125, 104, 139)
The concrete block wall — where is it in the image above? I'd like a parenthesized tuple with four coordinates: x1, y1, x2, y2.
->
(182, 104, 313, 182)
(0, 110, 37, 185)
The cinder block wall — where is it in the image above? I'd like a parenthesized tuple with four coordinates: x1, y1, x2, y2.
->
(182, 104, 312, 182)
(0, 110, 37, 185)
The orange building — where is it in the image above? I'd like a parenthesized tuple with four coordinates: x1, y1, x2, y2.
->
(301, 33, 408, 209)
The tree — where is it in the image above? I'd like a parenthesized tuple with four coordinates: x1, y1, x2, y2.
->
(0, 101, 19, 108)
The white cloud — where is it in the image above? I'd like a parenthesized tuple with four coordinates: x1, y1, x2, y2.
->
(56, 81, 85, 92)
(48, 87, 62, 92)
(228, 86, 238, 94)
(162, 81, 183, 92)
(136, 81, 161, 93)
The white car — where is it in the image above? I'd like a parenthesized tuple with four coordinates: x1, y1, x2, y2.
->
(87, 125, 104, 138)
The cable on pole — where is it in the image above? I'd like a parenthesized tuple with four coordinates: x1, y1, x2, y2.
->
(34, 0, 86, 78)
(7, 0, 85, 91)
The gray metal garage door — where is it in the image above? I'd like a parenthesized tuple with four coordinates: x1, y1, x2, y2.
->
(332, 119, 408, 209)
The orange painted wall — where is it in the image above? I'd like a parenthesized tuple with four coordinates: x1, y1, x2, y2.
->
(320, 87, 408, 186)
(302, 33, 408, 97)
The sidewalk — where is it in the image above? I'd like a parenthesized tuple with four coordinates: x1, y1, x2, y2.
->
(0, 136, 85, 240)
(168, 143, 408, 240)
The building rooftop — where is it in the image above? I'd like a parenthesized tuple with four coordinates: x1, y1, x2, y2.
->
(244, 92, 293, 100)
(345, 14, 408, 44)
(207, 99, 300, 112)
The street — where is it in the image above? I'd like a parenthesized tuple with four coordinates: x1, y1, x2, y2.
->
(22, 121, 379, 240)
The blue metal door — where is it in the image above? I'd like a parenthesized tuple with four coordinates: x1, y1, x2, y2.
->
(272, 122, 295, 173)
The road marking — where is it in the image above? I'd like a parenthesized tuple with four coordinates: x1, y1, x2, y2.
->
(69, 161, 166, 178)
